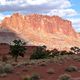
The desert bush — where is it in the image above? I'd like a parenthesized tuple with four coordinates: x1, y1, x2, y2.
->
(23, 73, 40, 80)
(38, 62, 47, 66)
(58, 74, 71, 80)
(4, 64, 13, 73)
(0, 63, 13, 74)
(23, 75, 30, 80)
(65, 65, 78, 72)
(47, 68, 55, 74)
(15, 61, 29, 68)
(31, 73, 40, 80)
(0, 73, 7, 77)
(0, 63, 5, 74)
(72, 55, 80, 61)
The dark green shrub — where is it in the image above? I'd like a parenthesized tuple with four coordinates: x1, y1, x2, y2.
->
(30, 46, 48, 59)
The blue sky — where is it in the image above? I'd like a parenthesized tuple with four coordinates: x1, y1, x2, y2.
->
(0, 0, 80, 32)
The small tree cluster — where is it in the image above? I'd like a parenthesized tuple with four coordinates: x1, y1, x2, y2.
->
(30, 46, 75, 59)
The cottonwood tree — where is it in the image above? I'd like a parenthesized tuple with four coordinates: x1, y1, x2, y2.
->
(9, 40, 26, 62)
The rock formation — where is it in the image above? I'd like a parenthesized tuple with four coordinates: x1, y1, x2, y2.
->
(0, 13, 80, 50)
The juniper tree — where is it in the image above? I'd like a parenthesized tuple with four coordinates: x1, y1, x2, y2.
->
(9, 40, 26, 62)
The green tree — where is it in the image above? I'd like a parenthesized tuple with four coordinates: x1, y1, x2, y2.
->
(30, 45, 48, 59)
(9, 40, 26, 62)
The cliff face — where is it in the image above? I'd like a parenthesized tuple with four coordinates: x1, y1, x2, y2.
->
(0, 13, 80, 50)
(1, 13, 76, 36)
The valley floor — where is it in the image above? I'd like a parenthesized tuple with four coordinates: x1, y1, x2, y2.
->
(0, 55, 80, 80)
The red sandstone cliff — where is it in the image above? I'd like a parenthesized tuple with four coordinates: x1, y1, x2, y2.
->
(0, 13, 80, 50)
(1, 13, 77, 36)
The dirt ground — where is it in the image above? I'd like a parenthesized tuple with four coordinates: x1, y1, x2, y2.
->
(0, 45, 80, 80)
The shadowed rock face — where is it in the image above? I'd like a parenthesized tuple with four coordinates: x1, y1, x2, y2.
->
(0, 13, 80, 50)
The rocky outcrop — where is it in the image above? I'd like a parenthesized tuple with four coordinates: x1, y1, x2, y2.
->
(0, 13, 80, 50)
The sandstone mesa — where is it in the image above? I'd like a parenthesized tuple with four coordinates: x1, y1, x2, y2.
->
(0, 13, 80, 50)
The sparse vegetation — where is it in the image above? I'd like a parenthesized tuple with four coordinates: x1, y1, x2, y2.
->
(23, 73, 40, 80)
(72, 55, 80, 61)
(58, 74, 72, 80)
(65, 65, 78, 72)
(0, 73, 7, 77)
(39, 62, 47, 66)
(47, 68, 55, 74)
(0, 42, 80, 80)
(3, 63, 13, 73)
(30, 46, 75, 60)
(31, 73, 40, 80)
(23, 75, 30, 80)
(0, 63, 13, 77)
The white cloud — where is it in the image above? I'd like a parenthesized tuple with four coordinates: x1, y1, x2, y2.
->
(67, 18, 80, 32)
(0, 0, 77, 16)
(0, 0, 49, 6)
(0, 0, 6, 5)
(68, 18, 80, 24)
(73, 24, 80, 32)
(27, 0, 48, 5)
(46, 9, 77, 17)
(0, 0, 71, 11)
